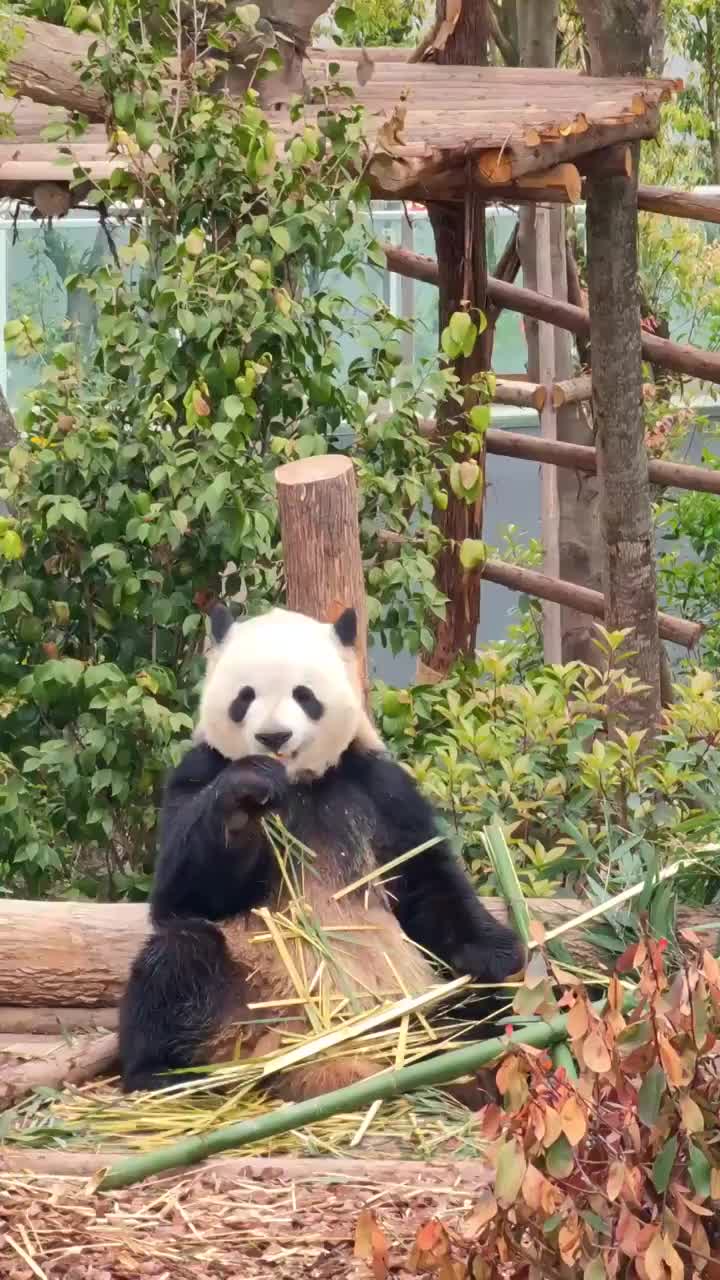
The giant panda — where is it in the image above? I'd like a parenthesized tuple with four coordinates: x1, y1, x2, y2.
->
(119, 603, 524, 1101)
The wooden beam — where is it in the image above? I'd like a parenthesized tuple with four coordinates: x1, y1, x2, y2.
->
(481, 558, 701, 648)
(483, 429, 720, 494)
(275, 455, 370, 700)
(381, 243, 720, 385)
(552, 373, 593, 407)
(494, 378, 546, 410)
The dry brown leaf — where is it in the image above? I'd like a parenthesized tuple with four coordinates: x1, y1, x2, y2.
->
(566, 997, 589, 1040)
(679, 1094, 704, 1134)
(559, 1095, 587, 1147)
(529, 919, 546, 946)
(642, 1232, 666, 1280)
(409, 1219, 451, 1272)
(461, 1193, 497, 1239)
(702, 950, 720, 987)
(606, 1160, 625, 1202)
(658, 1035, 686, 1087)
(582, 1029, 611, 1073)
(354, 1208, 389, 1279)
(558, 1217, 582, 1266)
(711, 1166, 720, 1200)
(617, 1207, 644, 1258)
(607, 975, 624, 1012)
(541, 1106, 563, 1149)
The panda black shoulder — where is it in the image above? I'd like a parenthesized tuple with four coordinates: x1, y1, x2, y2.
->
(339, 746, 437, 844)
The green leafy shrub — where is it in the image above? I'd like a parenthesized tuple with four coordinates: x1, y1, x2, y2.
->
(0, 11, 461, 895)
(658, 455, 720, 671)
(375, 630, 720, 916)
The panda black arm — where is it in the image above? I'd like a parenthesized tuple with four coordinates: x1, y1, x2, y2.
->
(351, 751, 525, 984)
(151, 744, 286, 924)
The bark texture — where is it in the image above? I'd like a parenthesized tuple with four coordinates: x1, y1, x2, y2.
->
(586, 148, 662, 724)
(578, 0, 662, 76)
(420, 0, 491, 677)
(275, 456, 370, 696)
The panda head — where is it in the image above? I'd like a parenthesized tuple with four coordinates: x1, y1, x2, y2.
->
(196, 603, 384, 779)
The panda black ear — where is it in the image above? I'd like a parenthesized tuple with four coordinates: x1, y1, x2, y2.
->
(333, 608, 357, 648)
(209, 602, 234, 645)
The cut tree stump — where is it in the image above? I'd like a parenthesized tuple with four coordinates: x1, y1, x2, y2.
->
(275, 455, 370, 698)
(0, 898, 717, 1007)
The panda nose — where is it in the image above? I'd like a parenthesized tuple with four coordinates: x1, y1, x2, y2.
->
(256, 730, 292, 752)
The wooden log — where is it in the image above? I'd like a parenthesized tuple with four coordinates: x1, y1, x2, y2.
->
(0, 1006, 118, 1034)
(382, 242, 720, 385)
(480, 558, 702, 648)
(0, 1031, 117, 1112)
(0, 900, 148, 1006)
(494, 378, 546, 410)
(275, 455, 370, 698)
(0, 897, 715, 1008)
(552, 373, 593, 408)
(638, 185, 720, 226)
(0, 1148, 493, 1186)
(5, 18, 104, 118)
(484, 428, 720, 495)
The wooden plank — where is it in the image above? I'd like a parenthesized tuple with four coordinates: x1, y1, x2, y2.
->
(535, 205, 562, 663)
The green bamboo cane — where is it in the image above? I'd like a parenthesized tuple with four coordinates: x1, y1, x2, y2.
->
(99, 995, 628, 1192)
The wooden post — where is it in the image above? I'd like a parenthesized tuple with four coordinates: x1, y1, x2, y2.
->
(586, 146, 662, 726)
(275, 455, 370, 697)
(534, 204, 563, 663)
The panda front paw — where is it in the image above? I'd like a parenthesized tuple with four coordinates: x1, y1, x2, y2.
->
(453, 934, 526, 985)
(218, 755, 288, 818)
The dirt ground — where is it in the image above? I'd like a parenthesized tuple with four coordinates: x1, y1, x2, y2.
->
(0, 1155, 495, 1279)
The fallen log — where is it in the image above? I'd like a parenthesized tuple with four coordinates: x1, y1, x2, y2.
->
(0, 1031, 117, 1112)
(382, 242, 720, 385)
(481, 558, 703, 648)
(0, 1006, 118, 1034)
(0, 897, 717, 1007)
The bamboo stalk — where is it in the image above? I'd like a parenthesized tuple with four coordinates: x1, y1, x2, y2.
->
(98, 995, 628, 1191)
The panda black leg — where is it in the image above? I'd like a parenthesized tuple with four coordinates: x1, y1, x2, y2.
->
(119, 919, 239, 1093)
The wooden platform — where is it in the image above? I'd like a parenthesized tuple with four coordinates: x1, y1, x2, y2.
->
(0, 47, 678, 202)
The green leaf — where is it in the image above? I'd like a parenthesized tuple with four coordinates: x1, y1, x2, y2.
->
(651, 1134, 677, 1194)
(270, 226, 291, 253)
(0, 530, 24, 561)
(469, 404, 491, 433)
(185, 229, 205, 257)
(638, 1062, 666, 1127)
(545, 1134, 574, 1178)
(334, 5, 355, 31)
(203, 471, 230, 517)
(494, 1138, 526, 1206)
(584, 1261, 606, 1280)
(448, 311, 473, 346)
(688, 1142, 712, 1199)
(223, 396, 245, 420)
(459, 538, 486, 571)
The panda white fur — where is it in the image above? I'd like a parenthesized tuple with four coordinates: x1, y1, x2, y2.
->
(119, 603, 524, 1101)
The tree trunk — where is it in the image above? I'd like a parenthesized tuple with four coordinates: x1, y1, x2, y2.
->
(0, 384, 17, 450)
(586, 147, 662, 726)
(275, 455, 370, 699)
(418, 1, 492, 678)
(577, 0, 661, 76)
(3, 4, 335, 118)
(0, 1031, 117, 1113)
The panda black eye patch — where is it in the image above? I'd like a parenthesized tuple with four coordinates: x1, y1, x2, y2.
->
(292, 685, 324, 721)
(229, 685, 255, 723)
